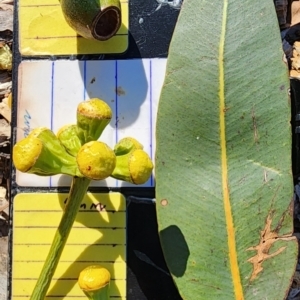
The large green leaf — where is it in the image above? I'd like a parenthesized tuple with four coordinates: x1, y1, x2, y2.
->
(155, 0, 298, 299)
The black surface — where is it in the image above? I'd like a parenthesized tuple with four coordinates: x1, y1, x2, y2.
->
(127, 198, 182, 300)
(291, 79, 300, 178)
(126, 0, 180, 58)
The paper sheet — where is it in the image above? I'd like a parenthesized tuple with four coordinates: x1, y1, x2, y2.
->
(12, 192, 126, 299)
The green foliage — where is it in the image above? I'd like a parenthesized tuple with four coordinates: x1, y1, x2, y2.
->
(155, 0, 298, 299)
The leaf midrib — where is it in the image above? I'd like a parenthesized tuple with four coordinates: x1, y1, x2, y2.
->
(219, 1, 244, 299)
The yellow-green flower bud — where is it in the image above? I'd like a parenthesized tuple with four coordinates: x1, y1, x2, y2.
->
(13, 136, 43, 173)
(76, 141, 116, 180)
(57, 124, 82, 156)
(111, 149, 153, 184)
(78, 265, 110, 300)
(114, 137, 143, 155)
(13, 128, 82, 176)
(77, 98, 112, 144)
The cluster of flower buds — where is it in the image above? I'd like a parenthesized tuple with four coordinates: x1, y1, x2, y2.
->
(13, 98, 153, 184)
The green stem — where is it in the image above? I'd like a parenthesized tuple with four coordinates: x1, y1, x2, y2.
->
(83, 284, 110, 300)
(30, 177, 91, 300)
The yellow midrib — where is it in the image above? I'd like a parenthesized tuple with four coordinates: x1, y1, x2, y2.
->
(218, 1, 244, 299)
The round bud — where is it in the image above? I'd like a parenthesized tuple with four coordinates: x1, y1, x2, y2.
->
(77, 141, 116, 180)
(78, 265, 110, 292)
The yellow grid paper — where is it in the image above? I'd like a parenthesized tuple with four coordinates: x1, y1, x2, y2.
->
(19, 0, 128, 56)
(12, 192, 126, 299)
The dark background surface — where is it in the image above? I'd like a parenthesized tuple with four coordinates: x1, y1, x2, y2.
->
(126, 196, 182, 300)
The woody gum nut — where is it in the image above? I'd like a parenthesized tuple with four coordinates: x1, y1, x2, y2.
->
(76, 141, 116, 180)
(114, 137, 143, 156)
(57, 124, 82, 156)
(77, 98, 112, 143)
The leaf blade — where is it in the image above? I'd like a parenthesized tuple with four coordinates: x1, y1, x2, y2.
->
(155, 0, 298, 299)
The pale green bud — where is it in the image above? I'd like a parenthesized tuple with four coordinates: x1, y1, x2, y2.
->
(77, 98, 112, 144)
(111, 149, 153, 184)
(114, 137, 143, 155)
(13, 127, 82, 177)
(57, 124, 82, 156)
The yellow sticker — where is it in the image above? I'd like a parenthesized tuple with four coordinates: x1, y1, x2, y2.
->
(19, 0, 128, 56)
(12, 192, 126, 299)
